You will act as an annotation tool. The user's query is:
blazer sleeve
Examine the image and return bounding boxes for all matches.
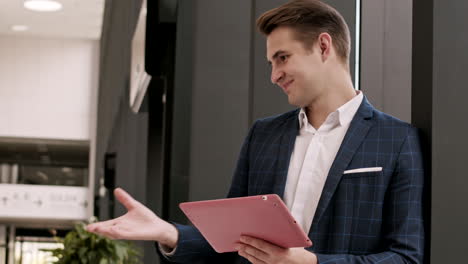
[157,121,259,263]
[314,127,425,264]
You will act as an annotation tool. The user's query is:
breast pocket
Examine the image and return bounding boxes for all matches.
[342,170,381,179]
[341,171,383,192]
[343,167,382,176]
[336,169,387,247]
[340,170,383,206]
[337,169,385,219]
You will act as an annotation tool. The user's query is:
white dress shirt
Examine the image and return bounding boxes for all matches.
[283,91,363,234]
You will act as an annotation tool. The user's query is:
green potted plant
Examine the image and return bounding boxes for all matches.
[45,221,141,264]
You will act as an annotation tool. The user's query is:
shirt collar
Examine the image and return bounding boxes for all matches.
[298,90,364,130]
[336,90,363,127]
[298,108,309,130]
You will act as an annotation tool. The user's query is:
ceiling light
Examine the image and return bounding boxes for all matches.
[61,167,72,173]
[24,0,63,12]
[11,25,29,32]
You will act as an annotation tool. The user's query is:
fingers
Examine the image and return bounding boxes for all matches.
[94,225,122,240]
[86,216,122,233]
[238,249,267,264]
[114,188,139,210]
[87,220,125,240]
[240,236,282,255]
[237,243,269,262]
[86,222,104,233]
[90,222,144,241]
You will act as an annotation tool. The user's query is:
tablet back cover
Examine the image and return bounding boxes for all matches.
[179,194,312,253]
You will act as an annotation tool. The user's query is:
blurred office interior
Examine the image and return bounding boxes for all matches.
[0,0,467,263]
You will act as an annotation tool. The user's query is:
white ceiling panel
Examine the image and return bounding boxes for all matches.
[0,0,105,39]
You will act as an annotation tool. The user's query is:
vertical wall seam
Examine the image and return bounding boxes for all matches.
[247,0,256,128]
[248,0,256,126]
[382,0,387,111]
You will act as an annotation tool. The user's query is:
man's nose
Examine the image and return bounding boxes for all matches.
[271,68,284,84]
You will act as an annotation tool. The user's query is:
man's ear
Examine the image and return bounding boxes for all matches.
[317,33,332,61]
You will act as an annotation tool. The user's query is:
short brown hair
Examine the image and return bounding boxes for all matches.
[257,0,351,65]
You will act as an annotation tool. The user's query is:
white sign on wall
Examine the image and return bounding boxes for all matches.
[0,184,88,222]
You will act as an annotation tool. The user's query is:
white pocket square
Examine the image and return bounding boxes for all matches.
[343,167,382,174]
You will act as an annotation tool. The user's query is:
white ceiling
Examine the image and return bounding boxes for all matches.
[0,0,105,40]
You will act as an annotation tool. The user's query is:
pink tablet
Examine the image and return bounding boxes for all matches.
[179,194,312,253]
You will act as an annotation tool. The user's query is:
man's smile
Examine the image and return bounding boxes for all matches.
[280,79,294,93]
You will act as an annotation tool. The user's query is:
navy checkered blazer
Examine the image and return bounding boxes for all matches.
[163,97,425,264]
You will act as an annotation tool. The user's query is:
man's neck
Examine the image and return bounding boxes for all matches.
[305,76,356,129]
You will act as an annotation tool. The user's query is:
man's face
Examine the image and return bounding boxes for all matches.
[266,27,325,107]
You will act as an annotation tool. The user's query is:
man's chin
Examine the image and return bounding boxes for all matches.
[287,97,304,108]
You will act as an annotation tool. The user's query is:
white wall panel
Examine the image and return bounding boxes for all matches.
[0,35,99,140]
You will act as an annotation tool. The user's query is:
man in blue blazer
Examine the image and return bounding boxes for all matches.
[88,1,425,263]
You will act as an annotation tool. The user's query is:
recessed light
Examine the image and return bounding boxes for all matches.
[61,167,72,173]
[24,0,63,12]
[11,25,29,32]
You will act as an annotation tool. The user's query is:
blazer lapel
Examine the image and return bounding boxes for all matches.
[273,114,299,198]
[310,97,376,232]
[251,110,298,197]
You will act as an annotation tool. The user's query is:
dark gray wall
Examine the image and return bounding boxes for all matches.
[97,0,141,157]
[167,0,194,224]
[187,0,252,202]
[361,0,412,123]
[431,0,468,261]
[96,0,163,263]
[107,96,149,215]
[251,0,293,122]
[413,0,468,262]
[323,0,356,84]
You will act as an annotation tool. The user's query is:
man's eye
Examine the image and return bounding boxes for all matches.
[279,55,288,62]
